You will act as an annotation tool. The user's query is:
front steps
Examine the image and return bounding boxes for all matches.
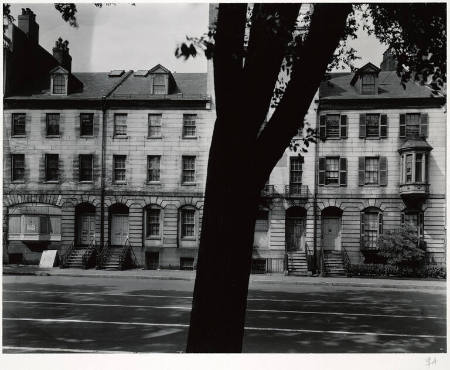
[61,245,92,268]
[287,250,308,276]
[323,250,346,276]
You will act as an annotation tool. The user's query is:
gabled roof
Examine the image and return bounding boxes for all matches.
[350,62,381,86]
[49,66,69,74]
[149,64,171,74]
[398,139,433,152]
[320,71,439,100]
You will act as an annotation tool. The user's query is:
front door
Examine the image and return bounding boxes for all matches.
[286,217,305,251]
[111,214,129,245]
[78,213,95,245]
[322,217,341,251]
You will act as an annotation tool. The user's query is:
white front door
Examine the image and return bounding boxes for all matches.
[78,213,95,245]
[322,217,341,251]
[111,214,129,245]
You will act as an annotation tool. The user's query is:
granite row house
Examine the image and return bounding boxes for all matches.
[3,9,446,273]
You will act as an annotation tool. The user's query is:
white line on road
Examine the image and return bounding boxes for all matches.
[2,346,135,353]
[4,300,444,320]
[4,289,441,307]
[4,317,445,339]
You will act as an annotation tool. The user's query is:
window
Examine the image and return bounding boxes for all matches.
[400,113,428,138]
[318,157,347,186]
[361,73,376,94]
[358,156,387,186]
[11,154,25,181]
[79,154,93,182]
[12,113,26,136]
[181,208,195,238]
[400,152,428,184]
[114,114,127,137]
[80,113,94,136]
[361,208,383,250]
[46,113,60,136]
[319,114,347,139]
[183,114,197,138]
[402,211,424,239]
[113,155,126,183]
[52,74,66,94]
[153,74,167,94]
[359,114,388,138]
[255,209,269,232]
[182,156,195,183]
[146,208,161,238]
[147,155,161,182]
[148,114,162,137]
[45,154,59,182]
[289,157,303,193]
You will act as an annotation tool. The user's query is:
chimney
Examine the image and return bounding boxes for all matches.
[53,37,72,72]
[18,8,39,44]
[380,49,397,71]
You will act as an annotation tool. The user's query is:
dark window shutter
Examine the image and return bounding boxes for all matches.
[399,114,406,138]
[25,114,31,136]
[58,155,63,181]
[39,154,46,182]
[93,154,100,184]
[359,114,366,138]
[401,213,405,226]
[360,212,365,247]
[380,114,388,138]
[378,212,383,234]
[58,113,64,137]
[425,154,429,182]
[318,157,326,186]
[41,114,47,138]
[420,113,428,138]
[75,114,81,137]
[358,157,365,186]
[379,156,387,186]
[73,154,80,182]
[339,157,347,186]
[94,114,100,137]
[419,212,424,237]
[340,115,347,138]
[319,116,326,140]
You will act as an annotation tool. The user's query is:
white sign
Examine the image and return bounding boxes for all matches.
[39,250,58,268]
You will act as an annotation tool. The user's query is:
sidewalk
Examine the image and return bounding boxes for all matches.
[2,264,446,290]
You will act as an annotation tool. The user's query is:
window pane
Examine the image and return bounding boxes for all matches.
[148,114,162,137]
[182,156,195,183]
[405,154,413,183]
[289,157,303,185]
[46,154,59,181]
[53,74,66,94]
[365,157,379,184]
[362,74,376,94]
[80,155,93,181]
[415,153,423,182]
[153,75,166,94]
[183,114,197,137]
[12,113,26,135]
[325,157,339,185]
[406,113,420,138]
[181,209,195,237]
[326,115,340,137]
[147,208,160,237]
[366,114,380,137]
[46,114,60,135]
[12,154,25,181]
[364,211,379,249]
[147,156,160,182]
[114,114,127,136]
[8,215,21,234]
[114,155,126,182]
[80,114,94,136]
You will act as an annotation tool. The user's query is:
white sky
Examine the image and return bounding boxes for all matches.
[8,2,386,73]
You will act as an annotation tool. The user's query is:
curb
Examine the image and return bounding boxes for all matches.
[3,269,446,290]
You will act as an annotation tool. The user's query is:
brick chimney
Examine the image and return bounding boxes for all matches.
[18,8,39,44]
[380,49,397,71]
[52,37,72,72]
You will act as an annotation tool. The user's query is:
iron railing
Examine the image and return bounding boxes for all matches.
[81,238,96,269]
[305,244,314,272]
[118,238,139,270]
[96,240,109,269]
[260,184,275,197]
[319,247,325,276]
[60,240,75,268]
[285,185,309,198]
[341,246,351,273]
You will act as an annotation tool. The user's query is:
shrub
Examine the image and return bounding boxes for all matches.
[347,263,446,278]
[377,224,426,269]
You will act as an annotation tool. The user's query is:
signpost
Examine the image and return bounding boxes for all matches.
[39,250,58,268]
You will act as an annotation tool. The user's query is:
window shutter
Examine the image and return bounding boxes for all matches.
[73,154,80,182]
[380,114,388,138]
[360,212,365,248]
[75,114,81,137]
[359,114,366,138]
[358,157,365,186]
[378,212,383,235]
[41,114,47,138]
[379,156,388,186]
[420,113,428,138]
[94,113,100,137]
[425,154,429,183]
[340,115,347,138]
[319,116,326,139]
[318,157,326,186]
[58,155,63,182]
[93,154,100,184]
[400,213,405,226]
[39,153,46,182]
[339,157,347,186]
[25,114,31,136]
[419,212,424,237]
[399,114,406,138]
[58,113,64,137]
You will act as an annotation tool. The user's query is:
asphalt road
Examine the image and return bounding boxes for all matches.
[2,275,446,353]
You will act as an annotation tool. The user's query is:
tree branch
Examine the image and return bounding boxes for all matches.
[254,4,352,186]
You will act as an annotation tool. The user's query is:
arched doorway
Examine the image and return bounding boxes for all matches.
[109,203,129,246]
[285,206,307,252]
[321,206,343,251]
[75,203,96,246]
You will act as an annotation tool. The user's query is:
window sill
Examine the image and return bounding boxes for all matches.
[79,181,94,184]
[146,181,161,185]
[80,135,94,138]
[182,136,198,140]
[11,180,25,184]
[113,136,128,140]
[44,181,60,184]
[146,236,162,240]
[323,137,346,140]
[181,182,197,186]
[113,182,127,185]
[11,135,26,138]
[147,136,162,139]
[181,237,196,241]
[46,135,61,138]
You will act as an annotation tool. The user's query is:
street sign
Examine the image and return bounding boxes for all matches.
[39,250,58,268]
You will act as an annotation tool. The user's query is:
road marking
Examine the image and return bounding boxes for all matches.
[3,289,441,307]
[2,345,134,353]
[4,317,445,339]
[4,300,444,320]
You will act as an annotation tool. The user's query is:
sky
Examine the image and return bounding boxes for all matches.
[9,2,387,73]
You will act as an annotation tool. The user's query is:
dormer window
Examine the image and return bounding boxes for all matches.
[50,66,69,96]
[350,62,380,96]
[361,73,376,95]
[153,74,167,94]
[148,64,171,95]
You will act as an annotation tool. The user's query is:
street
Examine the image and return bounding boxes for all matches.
[3,275,446,353]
